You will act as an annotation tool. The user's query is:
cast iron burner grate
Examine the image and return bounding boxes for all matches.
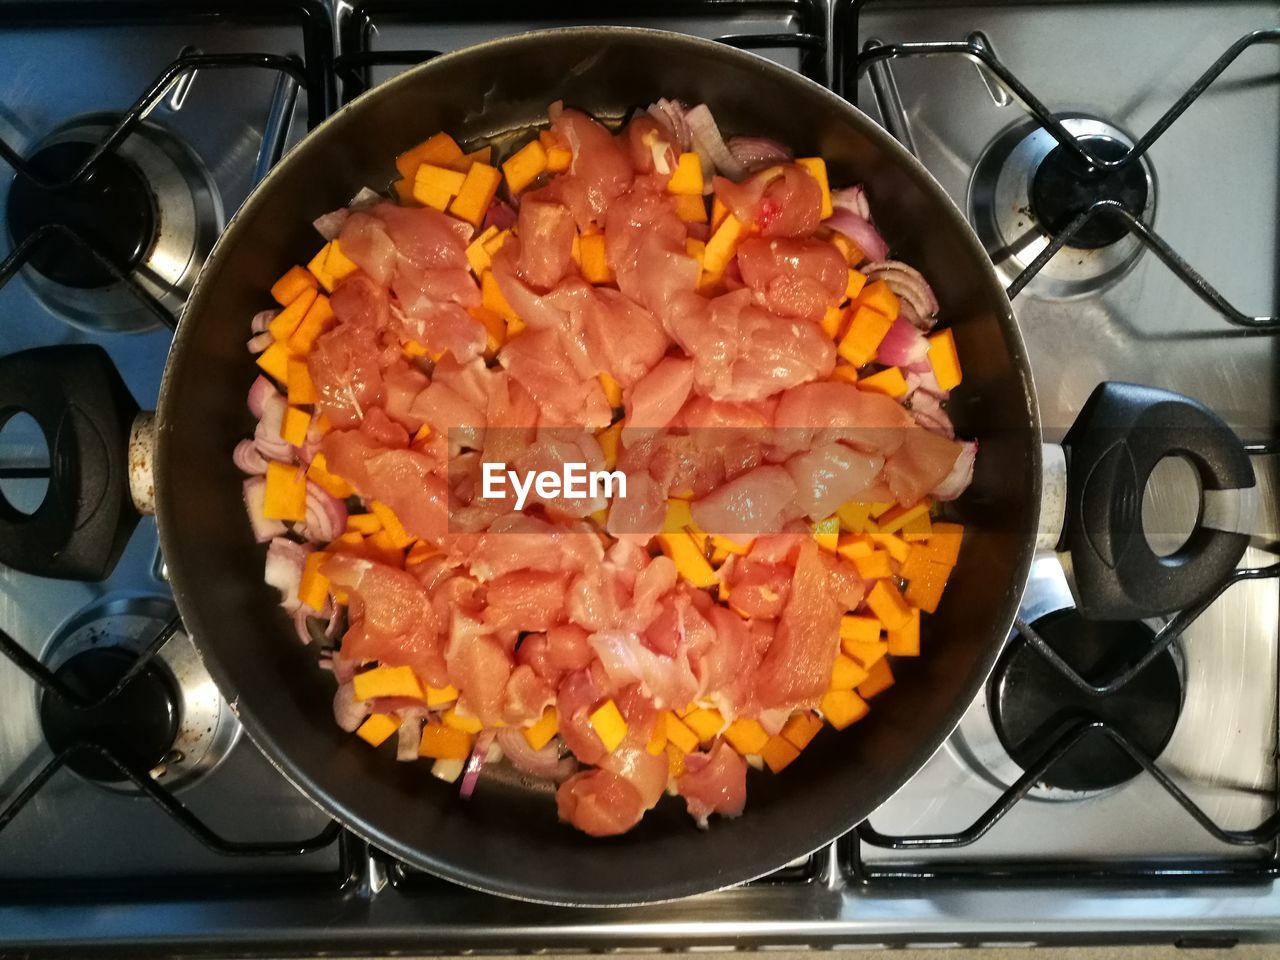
[833,0,1280,331]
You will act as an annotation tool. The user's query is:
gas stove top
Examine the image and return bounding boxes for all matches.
[0,0,1277,954]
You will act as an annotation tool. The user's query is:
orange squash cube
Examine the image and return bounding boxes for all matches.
[781,711,824,751]
[857,658,895,699]
[270,265,318,307]
[927,327,963,391]
[795,157,833,219]
[448,162,502,227]
[857,279,901,321]
[267,285,317,342]
[857,366,909,399]
[865,580,913,631]
[820,689,870,730]
[395,131,463,180]
[887,607,921,656]
[502,139,548,194]
[761,735,801,773]
[837,305,894,367]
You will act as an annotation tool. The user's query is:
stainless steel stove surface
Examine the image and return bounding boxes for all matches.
[0,0,1278,954]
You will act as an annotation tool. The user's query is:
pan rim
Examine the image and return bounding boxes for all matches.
[156,24,1041,905]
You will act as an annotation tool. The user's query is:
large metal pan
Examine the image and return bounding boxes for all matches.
[0,27,1256,905]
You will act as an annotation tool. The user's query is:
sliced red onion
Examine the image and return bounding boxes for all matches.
[495,728,576,782]
[397,709,427,762]
[826,209,888,262]
[932,440,977,501]
[727,135,792,173]
[349,186,382,210]
[863,260,940,326]
[251,309,278,334]
[647,98,691,151]
[909,389,955,439]
[233,439,269,475]
[264,535,311,612]
[247,375,281,418]
[333,681,371,733]
[255,393,292,460]
[246,331,274,354]
[875,315,930,369]
[302,481,347,544]
[483,198,517,232]
[649,138,674,176]
[831,185,871,220]
[460,730,496,800]
[293,606,315,644]
[685,104,747,181]
[906,368,948,400]
[243,477,286,543]
[294,599,334,642]
[313,207,350,240]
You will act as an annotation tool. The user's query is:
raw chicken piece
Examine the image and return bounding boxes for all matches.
[772,381,915,458]
[690,464,803,537]
[500,328,612,429]
[548,107,634,229]
[444,628,512,726]
[462,514,604,581]
[755,540,843,709]
[483,571,570,643]
[502,663,556,726]
[883,425,963,505]
[722,555,792,620]
[556,667,609,765]
[320,429,448,541]
[336,212,397,285]
[713,163,823,238]
[678,741,748,827]
[381,360,429,431]
[309,311,386,429]
[737,236,846,321]
[556,769,645,836]
[784,442,885,519]
[624,356,694,436]
[515,198,577,290]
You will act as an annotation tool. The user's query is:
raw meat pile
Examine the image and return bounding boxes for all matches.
[237,99,975,836]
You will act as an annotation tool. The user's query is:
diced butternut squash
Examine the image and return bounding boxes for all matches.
[795,157,833,219]
[468,305,507,354]
[865,579,913,631]
[900,509,932,541]
[589,699,628,753]
[761,734,801,773]
[480,270,520,325]
[268,285,317,342]
[307,453,354,499]
[502,139,548,194]
[843,638,889,669]
[425,684,460,707]
[395,132,463,180]
[287,358,317,405]
[702,213,747,278]
[820,305,847,339]
[857,366,908,399]
[353,664,425,701]
[904,559,953,614]
[870,501,896,518]
[830,363,860,386]
[370,500,414,549]
[658,532,718,588]
[578,232,613,284]
[263,461,307,521]
[927,327,962,391]
[836,500,873,533]
[683,707,724,744]
[781,711,824,751]
[887,607,921,656]
[449,144,492,172]
[346,512,381,535]
[852,549,893,581]
[857,657,895,699]
[710,195,730,231]
[482,228,510,256]
[280,406,310,447]
[297,551,329,611]
[326,239,359,282]
[857,279,900,321]
[524,706,559,750]
[391,178,415,206]
[448,162,502,227]
[667,742,687,778]
[664,711,700,754]
[877,501,931,535]
[465,225,499,275]
[443,707,483,734]
[673,193,708,223]
[837,305,894,367]
[685,237,706,268]
[405,539,439,566]
[599,371,623,408]
[837,534,873,561]
[255,340,292,383]
[596,421,622,470]
[839,614,882,645]
[307,243,335,291]
[867,531,910,563]
[286,294,335,355]
[811,514,840,553]
[356,713,400,747]
[724,717,770,756]
[830,653,870,691]
[645,723,669,755]
[402,339,429,359]
[667,152,704,195]
[271,265,318,307]
[545,143,572,173]
[829,231,865,265]
[844,267,867,302]
[413,162,466,211]
[820,689,869,730]
[418,722,472,760]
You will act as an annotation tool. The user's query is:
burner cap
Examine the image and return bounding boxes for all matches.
[1029,136,1148,249]
[7,141,157,289]
[39,647,179,783]
[989,609,1181,793]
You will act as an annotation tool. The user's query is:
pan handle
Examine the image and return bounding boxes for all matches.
[0,345,142,580]
[1058,381,1255,620]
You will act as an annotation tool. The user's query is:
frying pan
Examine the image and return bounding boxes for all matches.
[0,28,1257,905]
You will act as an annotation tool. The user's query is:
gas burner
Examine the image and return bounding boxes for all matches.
[990,610,1182,793]
[948,556,1183,801]
[4,114,222,333]
[36,596,239,793]
[968,115,1156,300]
